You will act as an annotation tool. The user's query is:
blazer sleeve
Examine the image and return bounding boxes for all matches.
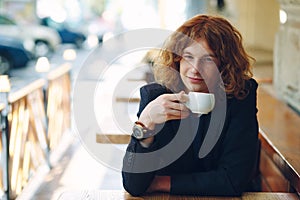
[170,79,260,196]
[122,83,168,196]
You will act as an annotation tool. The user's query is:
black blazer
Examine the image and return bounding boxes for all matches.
[122,78,260,196]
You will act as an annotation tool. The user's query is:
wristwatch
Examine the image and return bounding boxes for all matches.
[132,121,155,140]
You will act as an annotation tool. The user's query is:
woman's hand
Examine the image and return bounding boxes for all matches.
[139,91,190,130]
[136,91,190,147]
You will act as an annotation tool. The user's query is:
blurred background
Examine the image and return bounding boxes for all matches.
[1,0,300,200]
[0,0,279,57]
[0,0,287,108]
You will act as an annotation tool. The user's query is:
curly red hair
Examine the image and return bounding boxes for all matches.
[153,14,255,99]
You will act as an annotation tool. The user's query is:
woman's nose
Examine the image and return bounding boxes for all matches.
[191,65,201,74]
[191,60,202,73]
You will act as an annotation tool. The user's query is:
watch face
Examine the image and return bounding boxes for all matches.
[132,125,144,139]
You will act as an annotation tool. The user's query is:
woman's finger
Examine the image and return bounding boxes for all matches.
[163,108,190,120]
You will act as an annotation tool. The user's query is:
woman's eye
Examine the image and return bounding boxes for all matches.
[183,55,193,60]
[200,57,216,65]
[203,57,214,62]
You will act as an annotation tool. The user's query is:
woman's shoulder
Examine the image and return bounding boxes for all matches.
[230,78,258,100]
[246,78,258,91]
[244,78,258,101]
[227,78,258,113]
[139,82,171,102]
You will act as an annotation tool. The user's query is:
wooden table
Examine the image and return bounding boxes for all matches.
[57,190,298,200]
[257,87,300,193]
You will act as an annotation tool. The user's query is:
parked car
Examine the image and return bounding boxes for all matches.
[40,17,86,48]
[0,14,61,57]
[0,35,34,74]
[61,16,112,45]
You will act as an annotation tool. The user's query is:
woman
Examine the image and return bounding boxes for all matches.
[122,14,261,197]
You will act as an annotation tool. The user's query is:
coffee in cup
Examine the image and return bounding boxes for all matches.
[185,92,215,114]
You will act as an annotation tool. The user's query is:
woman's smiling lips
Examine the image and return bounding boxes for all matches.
[188,76,203,83]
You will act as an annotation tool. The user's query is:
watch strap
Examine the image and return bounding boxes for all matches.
[132,121,155,140]
[135,121,147,128]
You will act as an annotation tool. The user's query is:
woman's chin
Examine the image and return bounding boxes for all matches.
[188,85,208,93]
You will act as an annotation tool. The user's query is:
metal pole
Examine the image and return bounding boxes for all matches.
[1,92,10,200]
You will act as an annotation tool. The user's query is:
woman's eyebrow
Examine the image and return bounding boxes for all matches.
[183,51,216,58]
[182,48,216,57]
[182,50,193,55]
[203,54,216,58]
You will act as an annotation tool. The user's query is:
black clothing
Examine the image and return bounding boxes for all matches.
[122,78,260,196]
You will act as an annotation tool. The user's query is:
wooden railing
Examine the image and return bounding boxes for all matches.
[8,79,48,198]
[46,64,71,151]
[0,63,72,199]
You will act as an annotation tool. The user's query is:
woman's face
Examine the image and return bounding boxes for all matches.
[179,39,219,93]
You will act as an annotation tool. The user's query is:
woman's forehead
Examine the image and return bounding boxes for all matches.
[183,40,213,55]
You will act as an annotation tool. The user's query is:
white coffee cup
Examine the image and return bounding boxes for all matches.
[185,92,215,114]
